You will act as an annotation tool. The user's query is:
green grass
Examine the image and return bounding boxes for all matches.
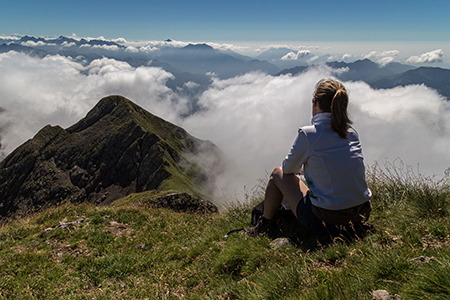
[0,162,450,299]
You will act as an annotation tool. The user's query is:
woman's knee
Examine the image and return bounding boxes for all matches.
[271,166,283,178]
[268,167,288,188]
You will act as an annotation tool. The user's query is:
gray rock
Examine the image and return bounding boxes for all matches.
[409,255,436,263]
[269,237,293,249]
[42,216,85,236]
[142,192,218,214]
[372,289,402,300]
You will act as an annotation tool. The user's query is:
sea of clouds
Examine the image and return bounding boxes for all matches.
[1,51,449,198]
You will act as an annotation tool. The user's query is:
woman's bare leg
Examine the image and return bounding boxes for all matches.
[263,167,309,219]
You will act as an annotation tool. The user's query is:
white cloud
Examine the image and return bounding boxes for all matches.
[42,54,85,71]
[182,71,321,189]
[281,50,311,60]
[112,37,128,44]
[206,42,249,53]
[257,45,318,53]
[0,35,20,41]
[181,68,450,192]
[69,33,82,41]
[20,40,46,47]
[139,45,159,52]
[92,44,119,51]
[346,81,450,176]
[333,67,349,75]
[67,34,110,43]
[125,46,139,53]
[80,44,92,48]
[281,52,297,60]
[364,50,400,59]
[62,41,76,47]
[327,55,338,61]
[342,53,353,60]
[378,56,395,67]
[363,50,400,66]
[59,36,189,51]
[159,40,190,48]
[406,49,444,64]
[87,57,133,75]
[126,39,189,49]
[257,44,292,52]
[184,81,200,89]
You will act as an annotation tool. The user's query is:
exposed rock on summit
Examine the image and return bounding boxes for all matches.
[0,95,225,218]
[141,192,218,214]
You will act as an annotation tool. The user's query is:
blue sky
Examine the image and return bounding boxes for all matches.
[1,0,449,43]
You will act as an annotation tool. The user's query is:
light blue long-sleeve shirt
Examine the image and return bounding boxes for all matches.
[282,113,371,210]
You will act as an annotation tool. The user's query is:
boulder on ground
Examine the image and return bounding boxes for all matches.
[141,192,218,214]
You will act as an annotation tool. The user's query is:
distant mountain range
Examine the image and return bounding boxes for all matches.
[277,58,415,82]
[0,35,281,79]
[0,96,225,218]
[1,35,449,100]
[371,67,450,99]
[278,59,450,100]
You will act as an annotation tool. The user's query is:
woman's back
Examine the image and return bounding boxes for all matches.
[300,113,370,210]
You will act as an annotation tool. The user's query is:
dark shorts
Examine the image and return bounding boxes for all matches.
[296,193,340,236]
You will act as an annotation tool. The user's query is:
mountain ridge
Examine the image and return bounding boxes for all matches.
[1,35,281,79]
[0,95,225,219]
[371,66,450,99]
[275,59,450,99]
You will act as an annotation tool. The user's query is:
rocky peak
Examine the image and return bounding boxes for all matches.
[67,95,128,133]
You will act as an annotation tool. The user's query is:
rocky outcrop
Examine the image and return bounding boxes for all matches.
[372,290,402,300]
[0,96,225,219]
[141,192,218,214]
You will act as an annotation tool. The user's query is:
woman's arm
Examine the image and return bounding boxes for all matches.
[281,129,309,174]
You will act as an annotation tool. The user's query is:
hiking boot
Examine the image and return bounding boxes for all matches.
[245,216,276,237]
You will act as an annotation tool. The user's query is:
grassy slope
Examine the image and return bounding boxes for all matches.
[116,96,223,199]
[1,164,450,300]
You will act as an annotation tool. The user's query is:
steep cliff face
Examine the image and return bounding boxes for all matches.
[0,95,225,218]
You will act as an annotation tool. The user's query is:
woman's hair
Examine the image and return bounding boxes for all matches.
[314,78,352,139]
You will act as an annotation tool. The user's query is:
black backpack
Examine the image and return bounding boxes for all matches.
[251,200,297,226]
[223,200,297,240]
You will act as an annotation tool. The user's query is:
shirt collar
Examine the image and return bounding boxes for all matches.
[311,112,332,125]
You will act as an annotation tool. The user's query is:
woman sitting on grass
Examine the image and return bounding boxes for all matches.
[249,78,372,236]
